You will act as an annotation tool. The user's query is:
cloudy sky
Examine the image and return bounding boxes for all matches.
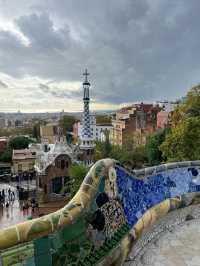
[0,0,199,112]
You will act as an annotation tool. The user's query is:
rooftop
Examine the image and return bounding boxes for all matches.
[12,149,36,160]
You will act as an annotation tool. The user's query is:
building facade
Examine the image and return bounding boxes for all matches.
[37,153,72,203]
[30,140,75,203]
[40,123,61,144]
[12,149,36,175]
[73,120,113,142]
[110,103,160,146]
[157,111,171,129]
[0,137,8,153]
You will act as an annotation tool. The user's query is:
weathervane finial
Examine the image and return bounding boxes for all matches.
[83,69,90,83]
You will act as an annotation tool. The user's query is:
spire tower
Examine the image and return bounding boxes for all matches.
[79,69,95,165]
[82,69,92,138]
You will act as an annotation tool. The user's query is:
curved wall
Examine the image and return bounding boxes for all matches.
[0,159,200,266]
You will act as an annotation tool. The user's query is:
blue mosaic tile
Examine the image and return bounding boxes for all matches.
[115,166,200,227]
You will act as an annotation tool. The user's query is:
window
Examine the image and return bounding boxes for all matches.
[39,178,42,188]
[44,184,47,194]
[18,164,22,172]
[51,177,62,194]
[55,160,60,168]
[61,160,65,169]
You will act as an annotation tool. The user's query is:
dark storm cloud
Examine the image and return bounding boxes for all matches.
[0,0,200,106]
[16,13,70,51]
[38,82,82,99]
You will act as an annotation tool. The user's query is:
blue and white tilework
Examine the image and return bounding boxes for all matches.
[115,166,200,227]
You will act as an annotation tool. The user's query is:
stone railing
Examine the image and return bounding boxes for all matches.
[0,159,200,266]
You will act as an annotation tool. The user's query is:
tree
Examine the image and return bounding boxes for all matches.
[170,85,200,127]
[69,164,88,196]
[9,136,34,150]
[94,130,112,161]
[145,128,170,165]
[109,142,147,169]
[0,136,35,163]
[184,85,200,117]
[94,132,147,169]
[123,134,136,152]
[160,86,200,162]
[32,123,41,140]
[0,149,12,162]
[59,115,76,133]
[160,117,200,162]
[96,115,112,124]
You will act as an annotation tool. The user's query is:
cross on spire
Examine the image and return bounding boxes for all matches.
[83,69,90,83]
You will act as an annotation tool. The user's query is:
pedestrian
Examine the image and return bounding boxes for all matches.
[12,191,15,201]
[2,189,5,199]
[35,202,39,213]
[25,201,29,210]
[22,201,26,211]
[31,202,35,213]
[8,188,11,200]
[0,192,3,207]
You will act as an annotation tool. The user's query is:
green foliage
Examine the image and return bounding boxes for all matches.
[0,149,12,162]
[0,136,35,163]
[145,128,170,165]
[95,134,147,169]
[0,127,33,137]
[9,136,34,150]
[110,145,147,169]
[171,85,200,127]
[96,115,111,124]
[184,85,200,117]
[59,115,76,133]
[160,86,200,162]
[94,130,111,160]
[160,117,200,162]
[69,164,88,196]
[123,134,136,152]
[32,123,41,140]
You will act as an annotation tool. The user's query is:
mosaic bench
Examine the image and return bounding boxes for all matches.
[0,158,200,266]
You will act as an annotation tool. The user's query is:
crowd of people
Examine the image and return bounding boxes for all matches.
[22,198,39,213]
[0,188,15,208]
[0,185,39,216]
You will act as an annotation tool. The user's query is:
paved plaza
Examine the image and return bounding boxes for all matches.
[125,205,200,266]
[0,182,33,229]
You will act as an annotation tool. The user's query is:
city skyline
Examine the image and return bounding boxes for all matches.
[0,1,200,112]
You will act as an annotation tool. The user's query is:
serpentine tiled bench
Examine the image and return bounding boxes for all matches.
[0,159,200,266]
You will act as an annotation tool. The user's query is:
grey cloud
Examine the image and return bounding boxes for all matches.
[0,80,8,88]
[38,82,82,99]
[16,13,70,51]
[0,0,200,108]
[39,83,49,93]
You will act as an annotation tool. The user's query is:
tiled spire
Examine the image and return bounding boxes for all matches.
[82,69,92,138]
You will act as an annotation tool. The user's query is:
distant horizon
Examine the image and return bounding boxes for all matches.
[0,98,181,114]
[0,109,116,114]
[0,1,198,112]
